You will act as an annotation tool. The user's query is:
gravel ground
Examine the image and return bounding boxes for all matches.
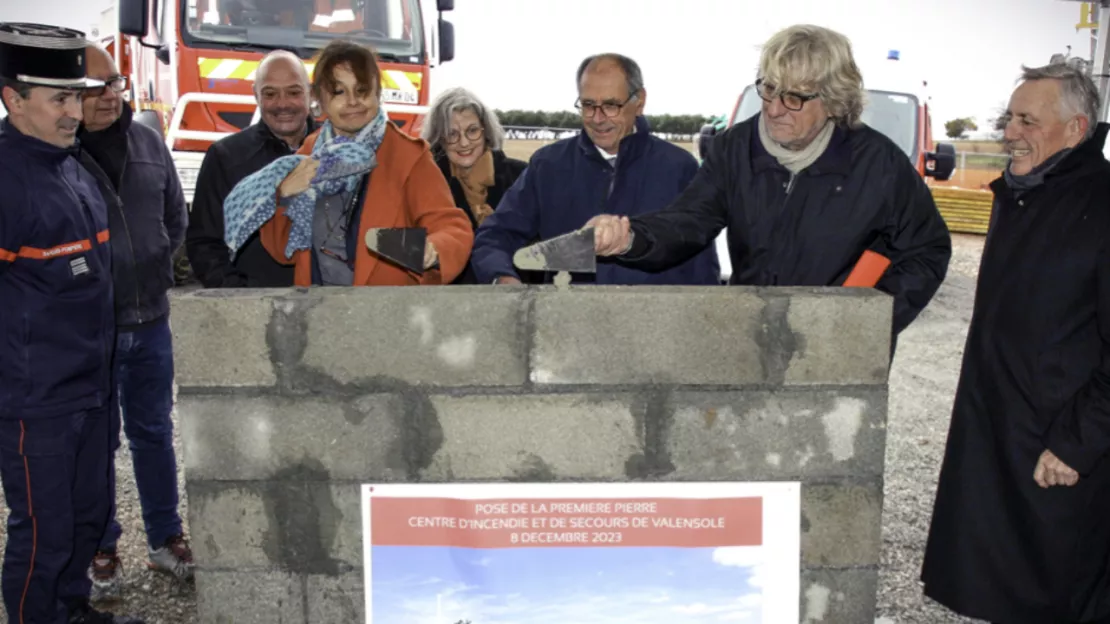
[876,233,988,624]
[0,233,989,624]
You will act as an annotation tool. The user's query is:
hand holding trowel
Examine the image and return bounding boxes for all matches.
[512,226,597,286]
[364,227,437,275]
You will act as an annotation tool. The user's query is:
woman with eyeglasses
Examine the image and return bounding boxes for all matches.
[421,87,531,284]
[223,40,473,287]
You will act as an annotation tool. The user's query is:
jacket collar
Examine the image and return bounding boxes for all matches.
[576,115,652,165]
[751,114,853,177]
[77,101,133,140]
[435,147,509,178]
[255,115,319,152]
[0,117,80,163]
[1043,121,1109,179]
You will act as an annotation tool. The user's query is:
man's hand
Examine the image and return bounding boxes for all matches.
[1034,449,1080,488]
[495,276,522,285]
[423,240,439,270]
[587,214,632,256]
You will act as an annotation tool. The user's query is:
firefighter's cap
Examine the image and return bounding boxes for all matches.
[0,22,104,89]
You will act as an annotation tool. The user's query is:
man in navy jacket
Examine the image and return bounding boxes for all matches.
[77,44,193,601]
[471,53,720,285]
[0,23,144,624]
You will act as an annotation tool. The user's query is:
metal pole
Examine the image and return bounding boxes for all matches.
[1095,1,1110,122]
[1093,3,1101,66]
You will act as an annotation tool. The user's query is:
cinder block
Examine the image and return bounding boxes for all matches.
[195,569,304,624]
[180,395,406,482]
[188,483,270,569]
[800,568,878,623]
[169,290,277,388]
[801,482,882,567]
[530,288,766,385]
[189,482,364,573]
[666,390,888,480]
[421,394,642,480]
[300,288,528,387]
[307,572,365,623]
[784,290,892,385]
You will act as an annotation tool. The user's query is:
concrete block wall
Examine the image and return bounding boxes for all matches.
[171,285,892,623]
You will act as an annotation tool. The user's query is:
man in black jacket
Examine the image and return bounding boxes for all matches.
[185,49,314,287]
[590,24,951,344]
[77,45,193,601]
[922,63,1110,624]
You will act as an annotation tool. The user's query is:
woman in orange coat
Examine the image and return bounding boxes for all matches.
[223,40,472,287]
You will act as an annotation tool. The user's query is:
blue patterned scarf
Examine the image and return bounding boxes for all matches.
[224,108,389,259]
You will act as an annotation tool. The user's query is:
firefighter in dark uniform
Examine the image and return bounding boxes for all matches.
[0,22,144,624]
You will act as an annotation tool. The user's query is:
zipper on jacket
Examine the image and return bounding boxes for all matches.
[776,172,797,215]
[116,153,144,324]
[61,167,114,387]
[60,172,97,242]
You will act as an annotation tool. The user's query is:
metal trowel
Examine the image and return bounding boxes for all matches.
[365,227,427,275]
[512,227,596,285]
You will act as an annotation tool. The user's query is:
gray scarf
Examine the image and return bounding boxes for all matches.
[1003,147,1072,197]
[758,113,835,173]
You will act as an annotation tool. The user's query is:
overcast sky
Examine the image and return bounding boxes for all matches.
[7,0,1101,136]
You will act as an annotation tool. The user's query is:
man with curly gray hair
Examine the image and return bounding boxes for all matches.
[590,24,951,346]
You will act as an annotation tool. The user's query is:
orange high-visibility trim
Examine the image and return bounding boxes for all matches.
[3,229,110,261]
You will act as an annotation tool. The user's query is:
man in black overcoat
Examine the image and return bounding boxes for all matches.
[921,62,1110,624]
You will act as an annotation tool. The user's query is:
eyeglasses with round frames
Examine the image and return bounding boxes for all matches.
[446,125,484,144]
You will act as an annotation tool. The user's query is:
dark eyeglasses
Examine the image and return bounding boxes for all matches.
[575,94,636,118]
[84,76,129,98]
[446,125,484,144]
[755,78,819,111]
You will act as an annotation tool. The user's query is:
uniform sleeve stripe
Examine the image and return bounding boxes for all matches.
[0,248,15,263]
[19,240,93,259]
[9,229,110,261]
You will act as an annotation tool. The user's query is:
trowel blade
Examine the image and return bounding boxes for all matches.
[512,227,597,274]
[365,227,426,275]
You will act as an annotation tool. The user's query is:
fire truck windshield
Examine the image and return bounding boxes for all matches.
[182,0,424,61]
[733,85,920,160]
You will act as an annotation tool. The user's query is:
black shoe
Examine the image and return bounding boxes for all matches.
[68,602,145,624]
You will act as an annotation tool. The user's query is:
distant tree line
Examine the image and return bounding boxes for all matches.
[495,109,714,135]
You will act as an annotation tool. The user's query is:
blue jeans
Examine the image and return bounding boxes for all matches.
[99,315,182,552]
